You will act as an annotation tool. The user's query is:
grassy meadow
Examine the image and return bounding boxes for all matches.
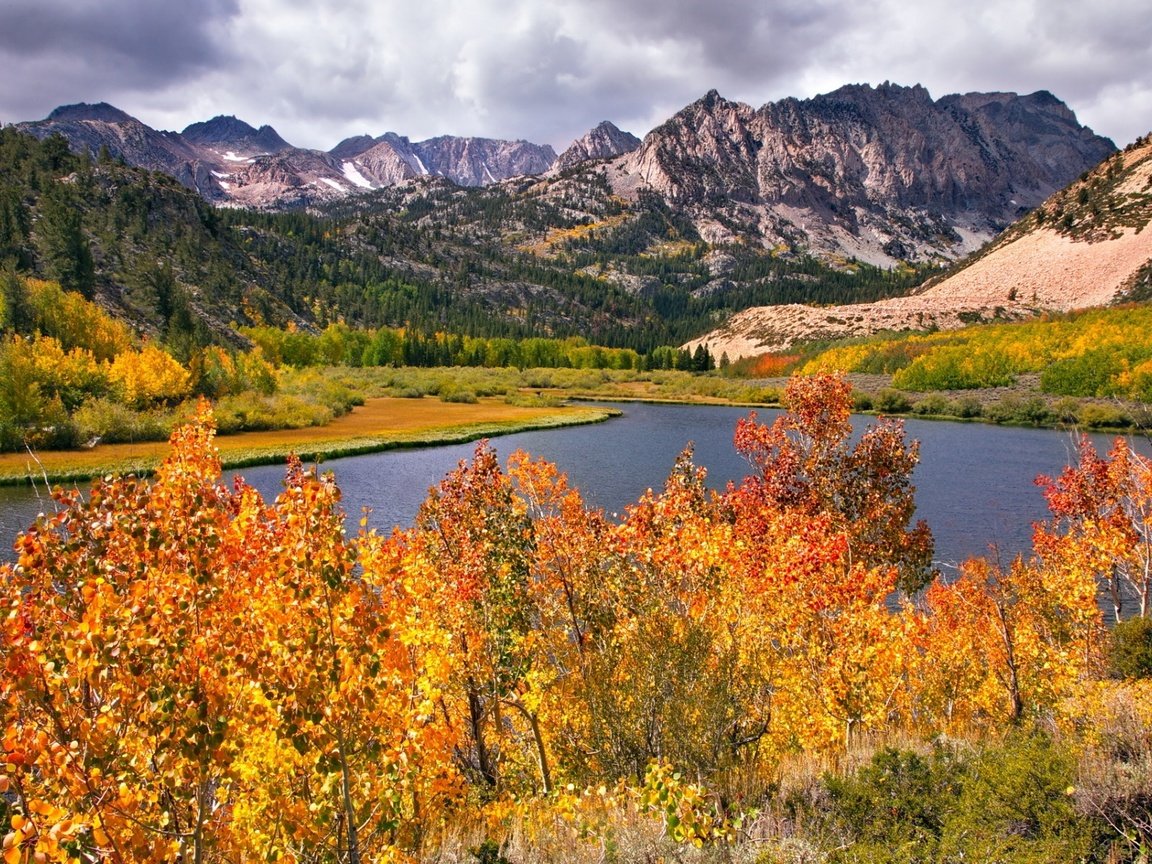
[0,395,616,484]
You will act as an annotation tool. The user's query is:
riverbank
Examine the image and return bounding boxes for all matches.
[0,397,618,486]
[4,366,1144,486]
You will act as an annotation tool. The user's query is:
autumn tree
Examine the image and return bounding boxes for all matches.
[1,406,457,863]
[406,443,540,794]
[731,373,934,593]
[915,555,1103,728]
[573,448,761,783]
[1036,436,1152,620]
[1,409,254,862]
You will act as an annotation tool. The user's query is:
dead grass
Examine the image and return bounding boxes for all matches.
[0,398,613,485]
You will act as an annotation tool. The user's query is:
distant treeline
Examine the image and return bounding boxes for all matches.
[242,323,716,372]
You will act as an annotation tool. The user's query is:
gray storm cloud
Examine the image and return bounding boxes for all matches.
[0,0,238,122]
[1,0,1147,150]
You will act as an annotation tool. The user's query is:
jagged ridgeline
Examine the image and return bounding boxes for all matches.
[0,126,933,352]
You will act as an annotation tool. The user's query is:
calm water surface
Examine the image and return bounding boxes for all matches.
[1,403,1146,569]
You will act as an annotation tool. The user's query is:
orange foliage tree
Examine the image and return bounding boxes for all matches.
[914,555,1103,730]
[730,373,934,594]
[723,375,929,749]
[1,405,457,863]
[1036,436,1152,620]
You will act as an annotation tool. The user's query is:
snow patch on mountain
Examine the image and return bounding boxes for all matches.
[341,161,374,189]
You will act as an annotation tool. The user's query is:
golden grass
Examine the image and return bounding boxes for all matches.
[0,398,614,485]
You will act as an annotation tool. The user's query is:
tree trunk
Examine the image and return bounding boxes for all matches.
[467,681,497,787]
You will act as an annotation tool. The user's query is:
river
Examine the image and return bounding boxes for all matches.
[1,403,1146,571]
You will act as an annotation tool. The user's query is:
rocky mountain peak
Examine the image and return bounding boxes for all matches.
[614,82,1114,261]
[46,102,136,124]
[182,115,291,153]
[330,134,380,160]
[622,89,760,205]
[554,120,640,171]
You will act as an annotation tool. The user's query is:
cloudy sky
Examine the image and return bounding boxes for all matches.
[2,0,1149,151]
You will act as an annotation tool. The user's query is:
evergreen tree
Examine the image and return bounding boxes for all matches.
[0,262,32,333]
[34,183,95,298]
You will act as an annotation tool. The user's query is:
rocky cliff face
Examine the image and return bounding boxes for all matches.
[614,83,1115,265]
[554,121,641,172]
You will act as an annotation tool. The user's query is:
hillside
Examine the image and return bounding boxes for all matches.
[687,135,1152,362]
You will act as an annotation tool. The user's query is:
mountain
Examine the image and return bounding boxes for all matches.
[17,86,1112,264]
[329,133,556,187]
[181,115,293,154]
[15,105,558,209]
[684,133,1152,362]
[20,102,221,198]
[553,121,641,172]
[610,83,1115,266]
[7,84,1126,355]
[2,123,939,355]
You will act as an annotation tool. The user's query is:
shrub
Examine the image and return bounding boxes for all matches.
[912,394,952,416]
[937,733,1101,864]
[986,396,1054,426]
[825,746,963,859]
[73,398,178,444]
[441,389,478,404]
[874,389,912,414]
[949,396,983,418]
[1077,403,1131,429]
[213,393,335,433]
[1111,616,1152,679]
[818,735,1108,864]
[504,393,563,408]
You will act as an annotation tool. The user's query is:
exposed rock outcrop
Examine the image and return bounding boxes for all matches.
[554,121,641,172]
[614,83,1115,266]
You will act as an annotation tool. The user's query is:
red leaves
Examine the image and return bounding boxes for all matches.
[732,373,933,593]
[1036,435,1152,619]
